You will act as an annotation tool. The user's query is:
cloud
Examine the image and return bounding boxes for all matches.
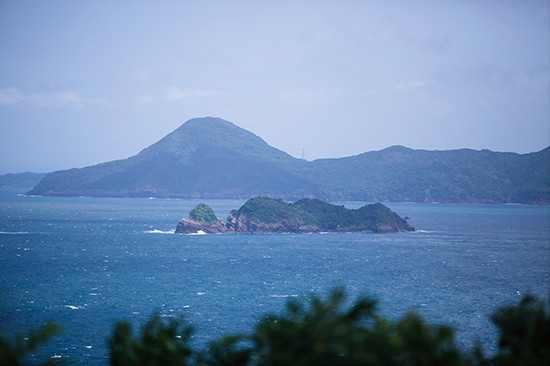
[0,87,110,109]
[0,87,24,105]
[165,86,191,101]
[391,80,428,92]
[27,92,82,108]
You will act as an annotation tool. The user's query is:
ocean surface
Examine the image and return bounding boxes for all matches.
[1,188,549,364]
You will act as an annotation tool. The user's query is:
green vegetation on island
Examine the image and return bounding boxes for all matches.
[25,117,550,205]
[225,197,414,233]
[175,198,414,234]
[3,289,549,365]
[189,203,218,225]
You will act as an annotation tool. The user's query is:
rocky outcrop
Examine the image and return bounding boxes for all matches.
[175,216,233,234]
[175,203,235,234]
[175,198,414,234]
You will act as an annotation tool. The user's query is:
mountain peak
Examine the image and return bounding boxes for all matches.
[176,116,237,134]
[137,117,293,162]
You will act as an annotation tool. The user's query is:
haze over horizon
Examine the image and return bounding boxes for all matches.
[1,1,549,174]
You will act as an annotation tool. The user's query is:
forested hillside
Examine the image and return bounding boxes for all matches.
[26,117,550,205]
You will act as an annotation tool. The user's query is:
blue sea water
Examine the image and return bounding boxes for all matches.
[0,188,549,364]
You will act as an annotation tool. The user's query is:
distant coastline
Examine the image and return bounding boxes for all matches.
[5,117,550,205]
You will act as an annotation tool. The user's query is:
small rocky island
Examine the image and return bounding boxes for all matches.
[175,197,414,234]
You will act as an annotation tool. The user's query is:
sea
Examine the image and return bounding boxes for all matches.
[0,188,549,364]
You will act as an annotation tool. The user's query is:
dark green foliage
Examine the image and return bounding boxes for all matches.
[3,289,549,365]
[0,322,63,366]
[189,204,218,225]
[25,118,550,204]
[295,199,409,231]
[488,294,550,366]
[108,313,194,366]
[197,335,251,366]
[252,288,466,366]
[228,197,413,232]
[393,312,466,366]
[253,288,380,365]
[236,197,300,225]
[105,290,549,366]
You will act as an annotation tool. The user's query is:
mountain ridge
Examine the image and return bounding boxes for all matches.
[26,117,550,204]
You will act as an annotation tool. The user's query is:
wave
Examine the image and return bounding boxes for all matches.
[144,229,175,234]
[64,305,83,310]
[269,294,298,298]
[189,230,207,235]
[0,231,37,235]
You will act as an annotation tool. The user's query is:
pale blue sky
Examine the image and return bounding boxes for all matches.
[1,0,549,173]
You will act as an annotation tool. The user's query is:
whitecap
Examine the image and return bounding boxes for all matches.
[189,230,206,235]
[269,294,298,298]
[64,305,81,310]
[144,229,174,234]
[196,292,206,295]
[0,231,35,235]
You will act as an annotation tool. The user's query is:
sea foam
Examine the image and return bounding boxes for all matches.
[144,229,175,234]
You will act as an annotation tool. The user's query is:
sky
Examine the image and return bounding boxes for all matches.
[0,1,549,173]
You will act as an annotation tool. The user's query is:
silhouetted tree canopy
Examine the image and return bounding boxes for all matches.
[1,289,549,365]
